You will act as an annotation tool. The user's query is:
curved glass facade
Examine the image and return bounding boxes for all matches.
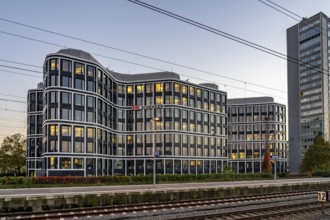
[27,49,228,177]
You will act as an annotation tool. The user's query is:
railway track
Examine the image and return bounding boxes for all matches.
[171,201,327,220]
[0,190,319,219]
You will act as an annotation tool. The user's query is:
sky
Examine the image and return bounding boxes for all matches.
[0,0,329,143]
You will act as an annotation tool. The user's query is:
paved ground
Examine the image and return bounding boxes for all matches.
[0,178,329,198]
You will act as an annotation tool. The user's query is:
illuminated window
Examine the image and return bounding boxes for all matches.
[190,160,196,166]
[61,125,71,136]
[156,96,163,104]
[204,102,209,110]
[155,83,163,92]
[174,83,181,92]
[73,158,83,169]
[136,85,144,94]
[87,66,95,77]
[182,97,188,106]
[49,157,57,169]
[60,157,71,169]
[190,123,196,132]
[231,153,237,159]
[190,87,195,96]
[239,152,245,159]
[87,127,95,138]
[127,135,133,144]
[127,86,133,94]
[75,63,84,75]
[254,134,259,140]
[210,103,215,112]
[174,121,181,130]
[50,125,58,136]
[182,122,187,131]
[197,89,202,97]
[182,85,187,94]
[174,96,180,105]
[75,127,84,137]
[50,59,58,71]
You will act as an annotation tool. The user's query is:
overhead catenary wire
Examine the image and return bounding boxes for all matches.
[0,58,42,69]
[0,17,286,94]
[258,0,300,21]
[0,98,26,104]
[0,69,41,78]
[0,32,286,99]
[128,0,328,80]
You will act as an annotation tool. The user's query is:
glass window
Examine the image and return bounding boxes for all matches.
[61,59,72,72]
[155,96,163,104]
[61,125,71,136]
[74,141,84,153]
[87,142,95,153]
[61,76,72,88]
[50,91,57,103]
[136,85,144,94]
[127,86,133,94]
[87,127,96,138]
[182,85,187,94]
[87,66,95,77]
[61,108,71,120]
[197,89,202,98]
[75,78,85,90]
[155,83,163,92]
[204,91,209,99]
[50,125,58,136]
[75,94,85,106]
[61,141,71,152]
[75,110,84,121]
[50,59,58,71]
[87,80,95,92]
[75,127,84,137]
[87,111,95,123]
[73,158,84,169]
[87,96,95,108]
[61,92,71,104]
[165,83,172,92]
[60,158,71,169]
[75,62,84,75]
[174,83,181,92]
[146,84,152,93]
[190,86,195,96]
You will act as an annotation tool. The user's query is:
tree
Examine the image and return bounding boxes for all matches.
[300,132,330,172]
[0,133,26,174]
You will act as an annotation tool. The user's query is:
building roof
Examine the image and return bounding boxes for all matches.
[227,96,274,105]
[54,48,181,82]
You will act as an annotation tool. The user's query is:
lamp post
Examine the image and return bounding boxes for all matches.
[34,145,38,177]
[150,117,161,187]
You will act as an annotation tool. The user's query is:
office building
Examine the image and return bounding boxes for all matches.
[26,83,43,177]
[26,48,228,177]
[228,97,287,173]
[287,12,330,172]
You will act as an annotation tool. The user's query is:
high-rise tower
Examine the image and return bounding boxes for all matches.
[287,12,330,172]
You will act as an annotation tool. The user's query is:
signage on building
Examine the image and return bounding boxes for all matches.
[131,105,141,111]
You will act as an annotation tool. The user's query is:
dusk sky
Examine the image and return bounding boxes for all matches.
[0,0,329,141]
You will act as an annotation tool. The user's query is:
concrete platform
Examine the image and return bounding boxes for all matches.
[1,178,329,198]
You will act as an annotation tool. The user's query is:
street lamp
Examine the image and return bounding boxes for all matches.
[35,145,38,177]
[150,117,161,187]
